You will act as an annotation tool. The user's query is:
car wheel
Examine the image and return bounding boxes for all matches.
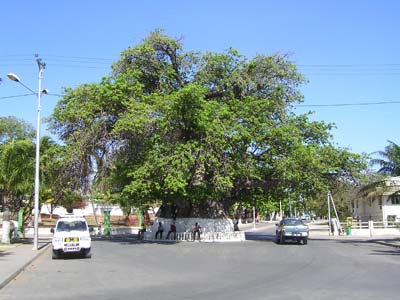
[303,237,308,245]
[275,231,280,244]
[52,250,59,260]
[280,233,285,244]
[82,249,92,259]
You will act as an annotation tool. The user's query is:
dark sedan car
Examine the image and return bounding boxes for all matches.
[276,218,309,245]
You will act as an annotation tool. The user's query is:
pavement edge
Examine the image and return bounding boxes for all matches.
[0,243,51,290]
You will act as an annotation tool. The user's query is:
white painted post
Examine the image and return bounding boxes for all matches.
[253,206,256,229]
[328,192,332,236]
[369,220,373,237]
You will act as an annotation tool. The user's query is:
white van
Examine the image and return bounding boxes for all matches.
[51,215,92,259]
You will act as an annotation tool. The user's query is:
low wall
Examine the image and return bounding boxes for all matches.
[148,217,234,234]
[350,228,400,237]
[317,220,400,237]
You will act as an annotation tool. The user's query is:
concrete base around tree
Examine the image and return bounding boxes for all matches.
[150,217,235,233]
[145,217,243,241]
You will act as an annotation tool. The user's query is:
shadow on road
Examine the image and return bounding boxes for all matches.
[244,232,276,242]
[0,250,11,259]
[309,237,400,256]
[92,234,179,246]
[370,249,400,256]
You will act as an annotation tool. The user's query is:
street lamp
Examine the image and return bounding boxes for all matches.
[7,56,46,250]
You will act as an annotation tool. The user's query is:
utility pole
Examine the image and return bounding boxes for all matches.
[32,55,46,250]
[7,55,46,250]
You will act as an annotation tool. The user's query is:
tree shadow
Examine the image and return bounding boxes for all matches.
[332,238,400,246]
[370,249,400,256]
[311,238,400,256]
[11,238,51,250]
[244,232,276,242]
[92,234,179,246]
[244,232,309,246]
[0,250,12,259]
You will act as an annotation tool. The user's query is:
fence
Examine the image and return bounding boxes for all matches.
[173,231,245,242]
[338,220,399,237]
[143,231,245,242]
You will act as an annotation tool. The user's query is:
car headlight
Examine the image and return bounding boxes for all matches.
[80,236,91,241]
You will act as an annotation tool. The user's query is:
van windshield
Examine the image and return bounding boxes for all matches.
[56,220,87,232]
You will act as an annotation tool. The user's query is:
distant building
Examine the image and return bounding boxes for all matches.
[40,202,124,217]
[353,176,400,222]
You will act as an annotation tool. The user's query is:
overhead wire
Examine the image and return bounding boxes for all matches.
[2,92,399,107]
[2,54,400,75]
[0,94,33,100]
[0,93,62,100]
[0,54,112,70]
[295,101,400,108]
[2,55,400,107]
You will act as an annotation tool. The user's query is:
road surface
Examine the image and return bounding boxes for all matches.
[1,227,399,300]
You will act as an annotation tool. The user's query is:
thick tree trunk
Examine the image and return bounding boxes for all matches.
[156,199,229,219]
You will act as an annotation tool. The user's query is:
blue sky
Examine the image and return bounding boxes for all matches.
[1,0,399,158]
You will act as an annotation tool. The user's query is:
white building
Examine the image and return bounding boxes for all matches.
[40,202,124,217]
[353,176,400,222]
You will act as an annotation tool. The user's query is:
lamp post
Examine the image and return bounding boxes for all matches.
[7,56,46,250]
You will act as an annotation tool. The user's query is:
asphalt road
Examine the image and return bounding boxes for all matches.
[1,229,399,300]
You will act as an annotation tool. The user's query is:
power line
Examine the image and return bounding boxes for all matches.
[43,54,112,61]
[302,73,400,76]
[0,54,113,70]
[47,64,109,69]
[0,54,112,61]
[295,101,400,107]
[0,54,34,58]
[302,72,400,77]
[0,94,32,100]
[2,92,399,107]
[3,54,400,75]
[4,54,400,67]
[0,93,61,100]
[298,63,400,67]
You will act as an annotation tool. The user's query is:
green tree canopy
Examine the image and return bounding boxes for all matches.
[0,139,35,200]
[50,30,366,217]
[0,116,35,144]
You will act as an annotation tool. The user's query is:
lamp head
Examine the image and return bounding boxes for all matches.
[7,73,20,82]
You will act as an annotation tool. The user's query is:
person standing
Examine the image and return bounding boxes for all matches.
[234,221,240,231]
[155,222,164,239]
[166,222,177,240]
[192,222,201,241]
[138,223,146,241]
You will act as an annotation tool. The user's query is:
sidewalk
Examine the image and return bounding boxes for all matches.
[245,220,400,248]
[0,223,398,291]
[0,238,51,290]
[308,221,400,247]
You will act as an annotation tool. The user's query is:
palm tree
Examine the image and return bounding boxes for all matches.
[0,139,35,243]
[370,141,400,176]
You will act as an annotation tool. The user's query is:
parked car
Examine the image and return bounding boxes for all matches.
[276,217,309,245]
[51,214,92,259]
